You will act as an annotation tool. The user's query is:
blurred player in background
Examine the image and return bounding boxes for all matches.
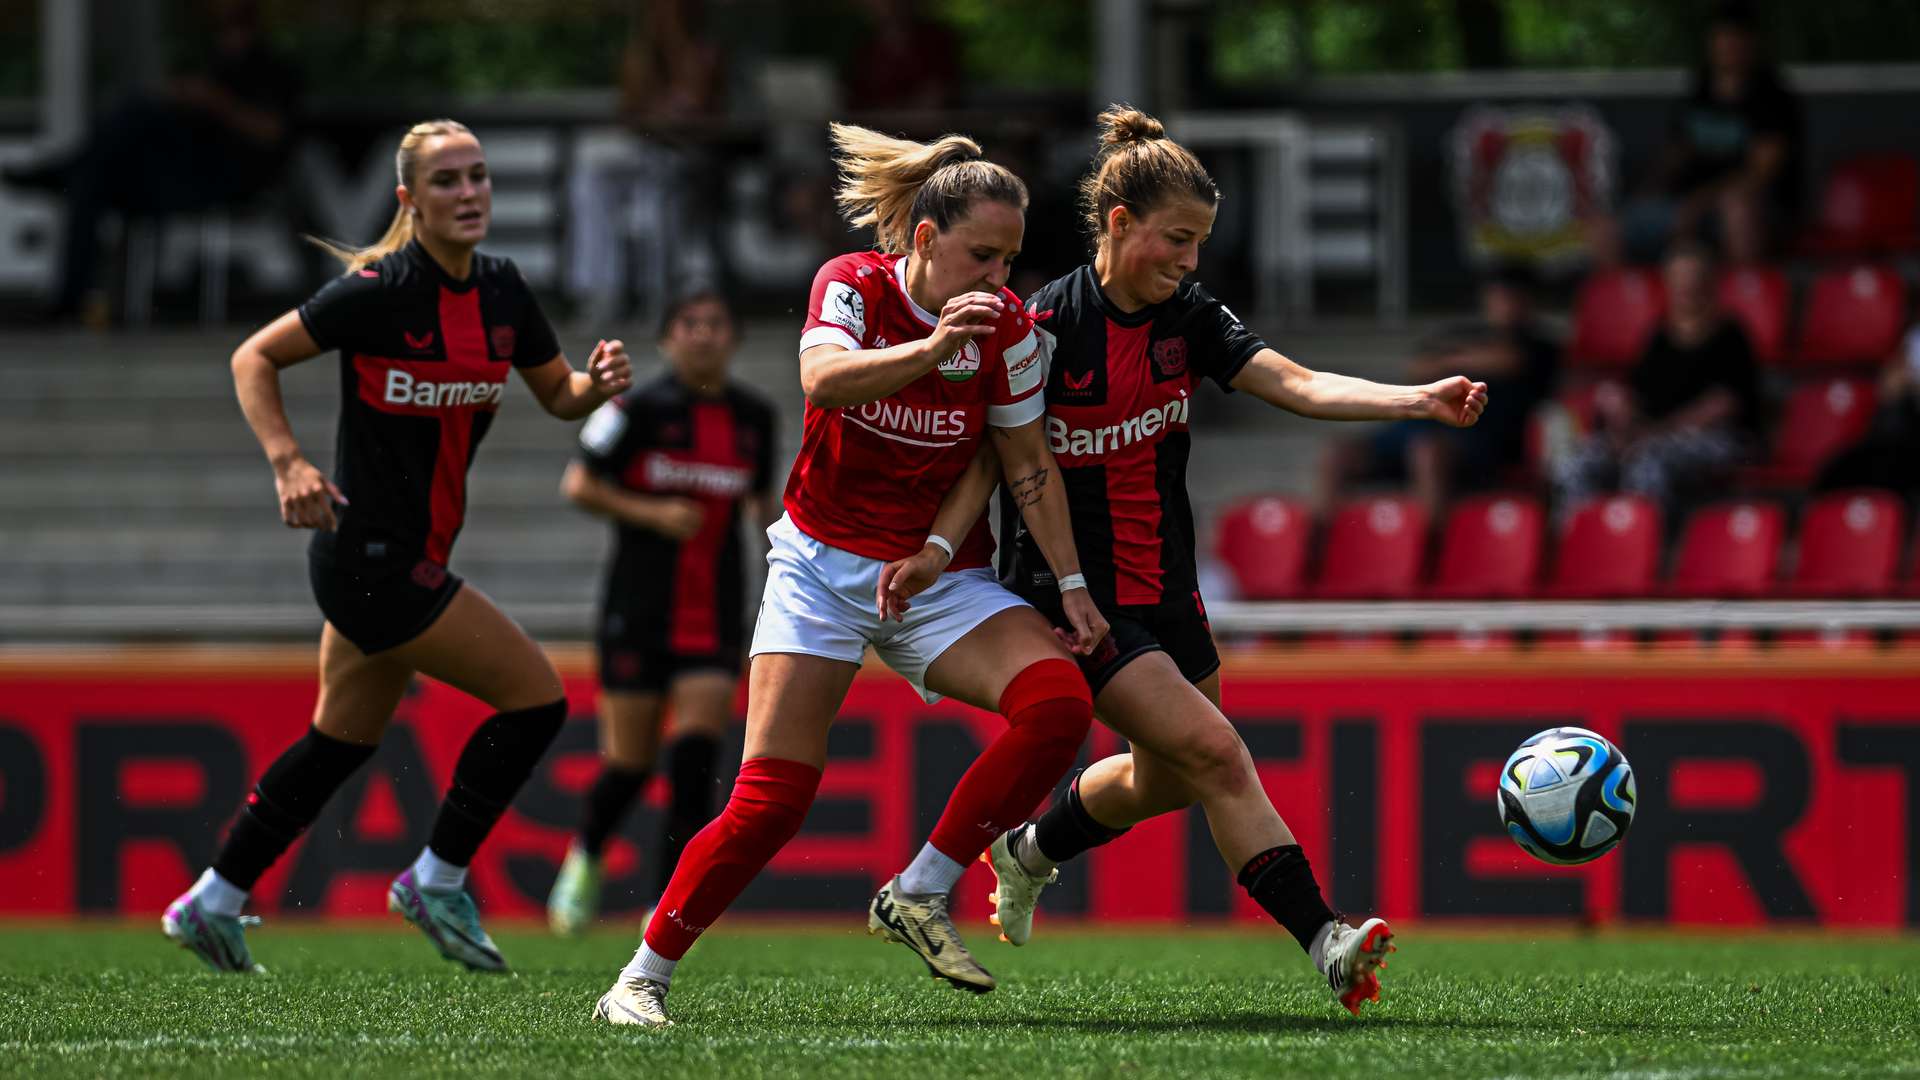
[893,106,1488,1016]
[163,119,632,975]
[593,123,1107,1029]
[547,291,777,936]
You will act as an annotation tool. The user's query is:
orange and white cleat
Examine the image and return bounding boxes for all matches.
[1321,916,1395,1016]
[980,828,1057,946]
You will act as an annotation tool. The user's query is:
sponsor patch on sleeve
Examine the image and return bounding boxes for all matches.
[1003,327,1048,397]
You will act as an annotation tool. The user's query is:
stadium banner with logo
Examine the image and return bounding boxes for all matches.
[0,653,1915,926]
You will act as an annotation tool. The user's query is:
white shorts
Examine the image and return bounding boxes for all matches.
[750,514,1030,704]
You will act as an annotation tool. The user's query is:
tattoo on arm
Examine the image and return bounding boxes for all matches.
[1009,468,1049,509]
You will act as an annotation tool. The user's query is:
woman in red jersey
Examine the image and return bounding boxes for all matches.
[593,124,1108,1028]
[895,107,1488,1016]
[163,119,632,975]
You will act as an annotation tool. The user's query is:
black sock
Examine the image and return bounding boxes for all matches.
[428,698,567,866]
[1238,844,1338,952]
[1030,770,1129,865]
[212,727,377,890]
[577,763,649,858]
[653,733,723,896]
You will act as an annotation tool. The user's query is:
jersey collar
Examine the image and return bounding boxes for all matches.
[405,239,479,291]
[1083,263,1159,328]
[892,255,940,328]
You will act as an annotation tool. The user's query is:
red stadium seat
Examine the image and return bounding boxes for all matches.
[1715,265,1790,366]
[1312,496,1428,599]
[1743,377,1877,487]
[1793,264,1907,367]
[1800,153,1920,256]
[1213,496,1311,600]
[1543,495,1662,598]
[1569,268,1665,371]
[1426,494,1544,598]
[1666,501,1784,597]
[1783,490,1906,597]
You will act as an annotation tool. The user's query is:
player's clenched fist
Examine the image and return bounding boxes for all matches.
[588,338,633,395]
[274,456,347,530]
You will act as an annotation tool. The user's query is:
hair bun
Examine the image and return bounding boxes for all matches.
[1097,105,1165,149]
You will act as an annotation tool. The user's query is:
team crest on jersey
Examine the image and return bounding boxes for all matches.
[821,281,866,339]
[938,340,982,382]
[1152,336,1189,379]
[490,325,516,360]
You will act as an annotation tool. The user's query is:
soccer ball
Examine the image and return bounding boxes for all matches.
[1497,726,1636,865]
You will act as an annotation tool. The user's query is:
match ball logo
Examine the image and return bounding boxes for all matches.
[938,341,982,382]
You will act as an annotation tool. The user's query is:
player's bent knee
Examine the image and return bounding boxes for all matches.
[1001,658,1094,752]
[1179,724,1257,797]
[719,756,823,853]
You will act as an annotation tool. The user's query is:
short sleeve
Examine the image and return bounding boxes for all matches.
[506,261,561,369]
[297,268,385,353]
[577,396,642,479]
[799,256,871,355]
[1188,288,1268,390]
[986,315,1050,428]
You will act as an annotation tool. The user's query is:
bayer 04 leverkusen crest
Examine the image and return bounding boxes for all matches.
[1447,105,1617,271]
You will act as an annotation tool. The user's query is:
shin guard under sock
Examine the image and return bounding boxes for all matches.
[1238,844,1339,951]
[642,756,820,960]
[925,658,1093,864]
[653,732,722,897]
[427,698,567,867]
[212,726,378,890]
[578,764,650,858]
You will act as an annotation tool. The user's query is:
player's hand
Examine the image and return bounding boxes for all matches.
[274,457,347,530]
[875,542,952,622]
[926,291,1004,365]
[1056,586,1110,657]
[1419,376,1489,428]
[587,338,632,395]
[648,497,705,540]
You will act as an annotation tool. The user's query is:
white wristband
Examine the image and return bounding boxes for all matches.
[924,534,955,560]
[1057,573,1087,594]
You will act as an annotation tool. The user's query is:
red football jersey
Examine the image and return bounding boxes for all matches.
[787,251,1046,566]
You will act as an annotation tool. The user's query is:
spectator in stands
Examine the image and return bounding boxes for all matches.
[1552,243,1763,517]
[1313,264,1558,518]
[1598,1,1801,264]
[1817,323,1920,497]
[3,0,300,323]
[566,0,727,325]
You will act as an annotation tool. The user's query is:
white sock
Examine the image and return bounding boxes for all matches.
[1309,920,1338,974]
[411,846,468,893]
[1012,824,1057,877]
[188,867,247,917]
[622,943,677,986]
[896,842,966,896]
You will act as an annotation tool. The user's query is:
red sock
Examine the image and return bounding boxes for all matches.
[926,658,1093,863]
[641,756,820,960]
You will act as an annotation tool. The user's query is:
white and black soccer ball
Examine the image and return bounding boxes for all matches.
[1497,726,1636,866]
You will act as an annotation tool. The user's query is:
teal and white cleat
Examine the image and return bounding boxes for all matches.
[547,844,602,936]
[981,826,1057,946]
[1322,916,1396,1016]
[387,868,508,972]
[162,894,264,974]
[867,876,995,993]
[592,975,673,1029]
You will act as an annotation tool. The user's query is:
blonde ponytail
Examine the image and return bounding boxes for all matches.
[830,122,1027,254]
[306,118,474,273]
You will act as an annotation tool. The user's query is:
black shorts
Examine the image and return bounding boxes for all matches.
[308,529,463,655]
[1029,588,1221,696]
[595,607,742,694]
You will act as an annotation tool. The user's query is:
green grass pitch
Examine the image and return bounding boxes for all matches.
[1,921,1915,1078]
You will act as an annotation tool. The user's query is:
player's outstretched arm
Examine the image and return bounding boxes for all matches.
[801,291,1004,407]
[559,461,704,540]
[993,420,1109,656]
[875,441,1001,622]
[520,339,633,420]
[231,310,345,530]
[1229,348,1488,428]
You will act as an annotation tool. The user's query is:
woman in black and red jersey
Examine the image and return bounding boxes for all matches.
[162,119,633,975]
[898,107,1488,1015]
[592,124,1109,1029]
[546,291,777,936]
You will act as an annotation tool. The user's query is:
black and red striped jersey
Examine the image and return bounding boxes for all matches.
[576,374,777,652]
[999,264,1267,608]
[298,240,560,565]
